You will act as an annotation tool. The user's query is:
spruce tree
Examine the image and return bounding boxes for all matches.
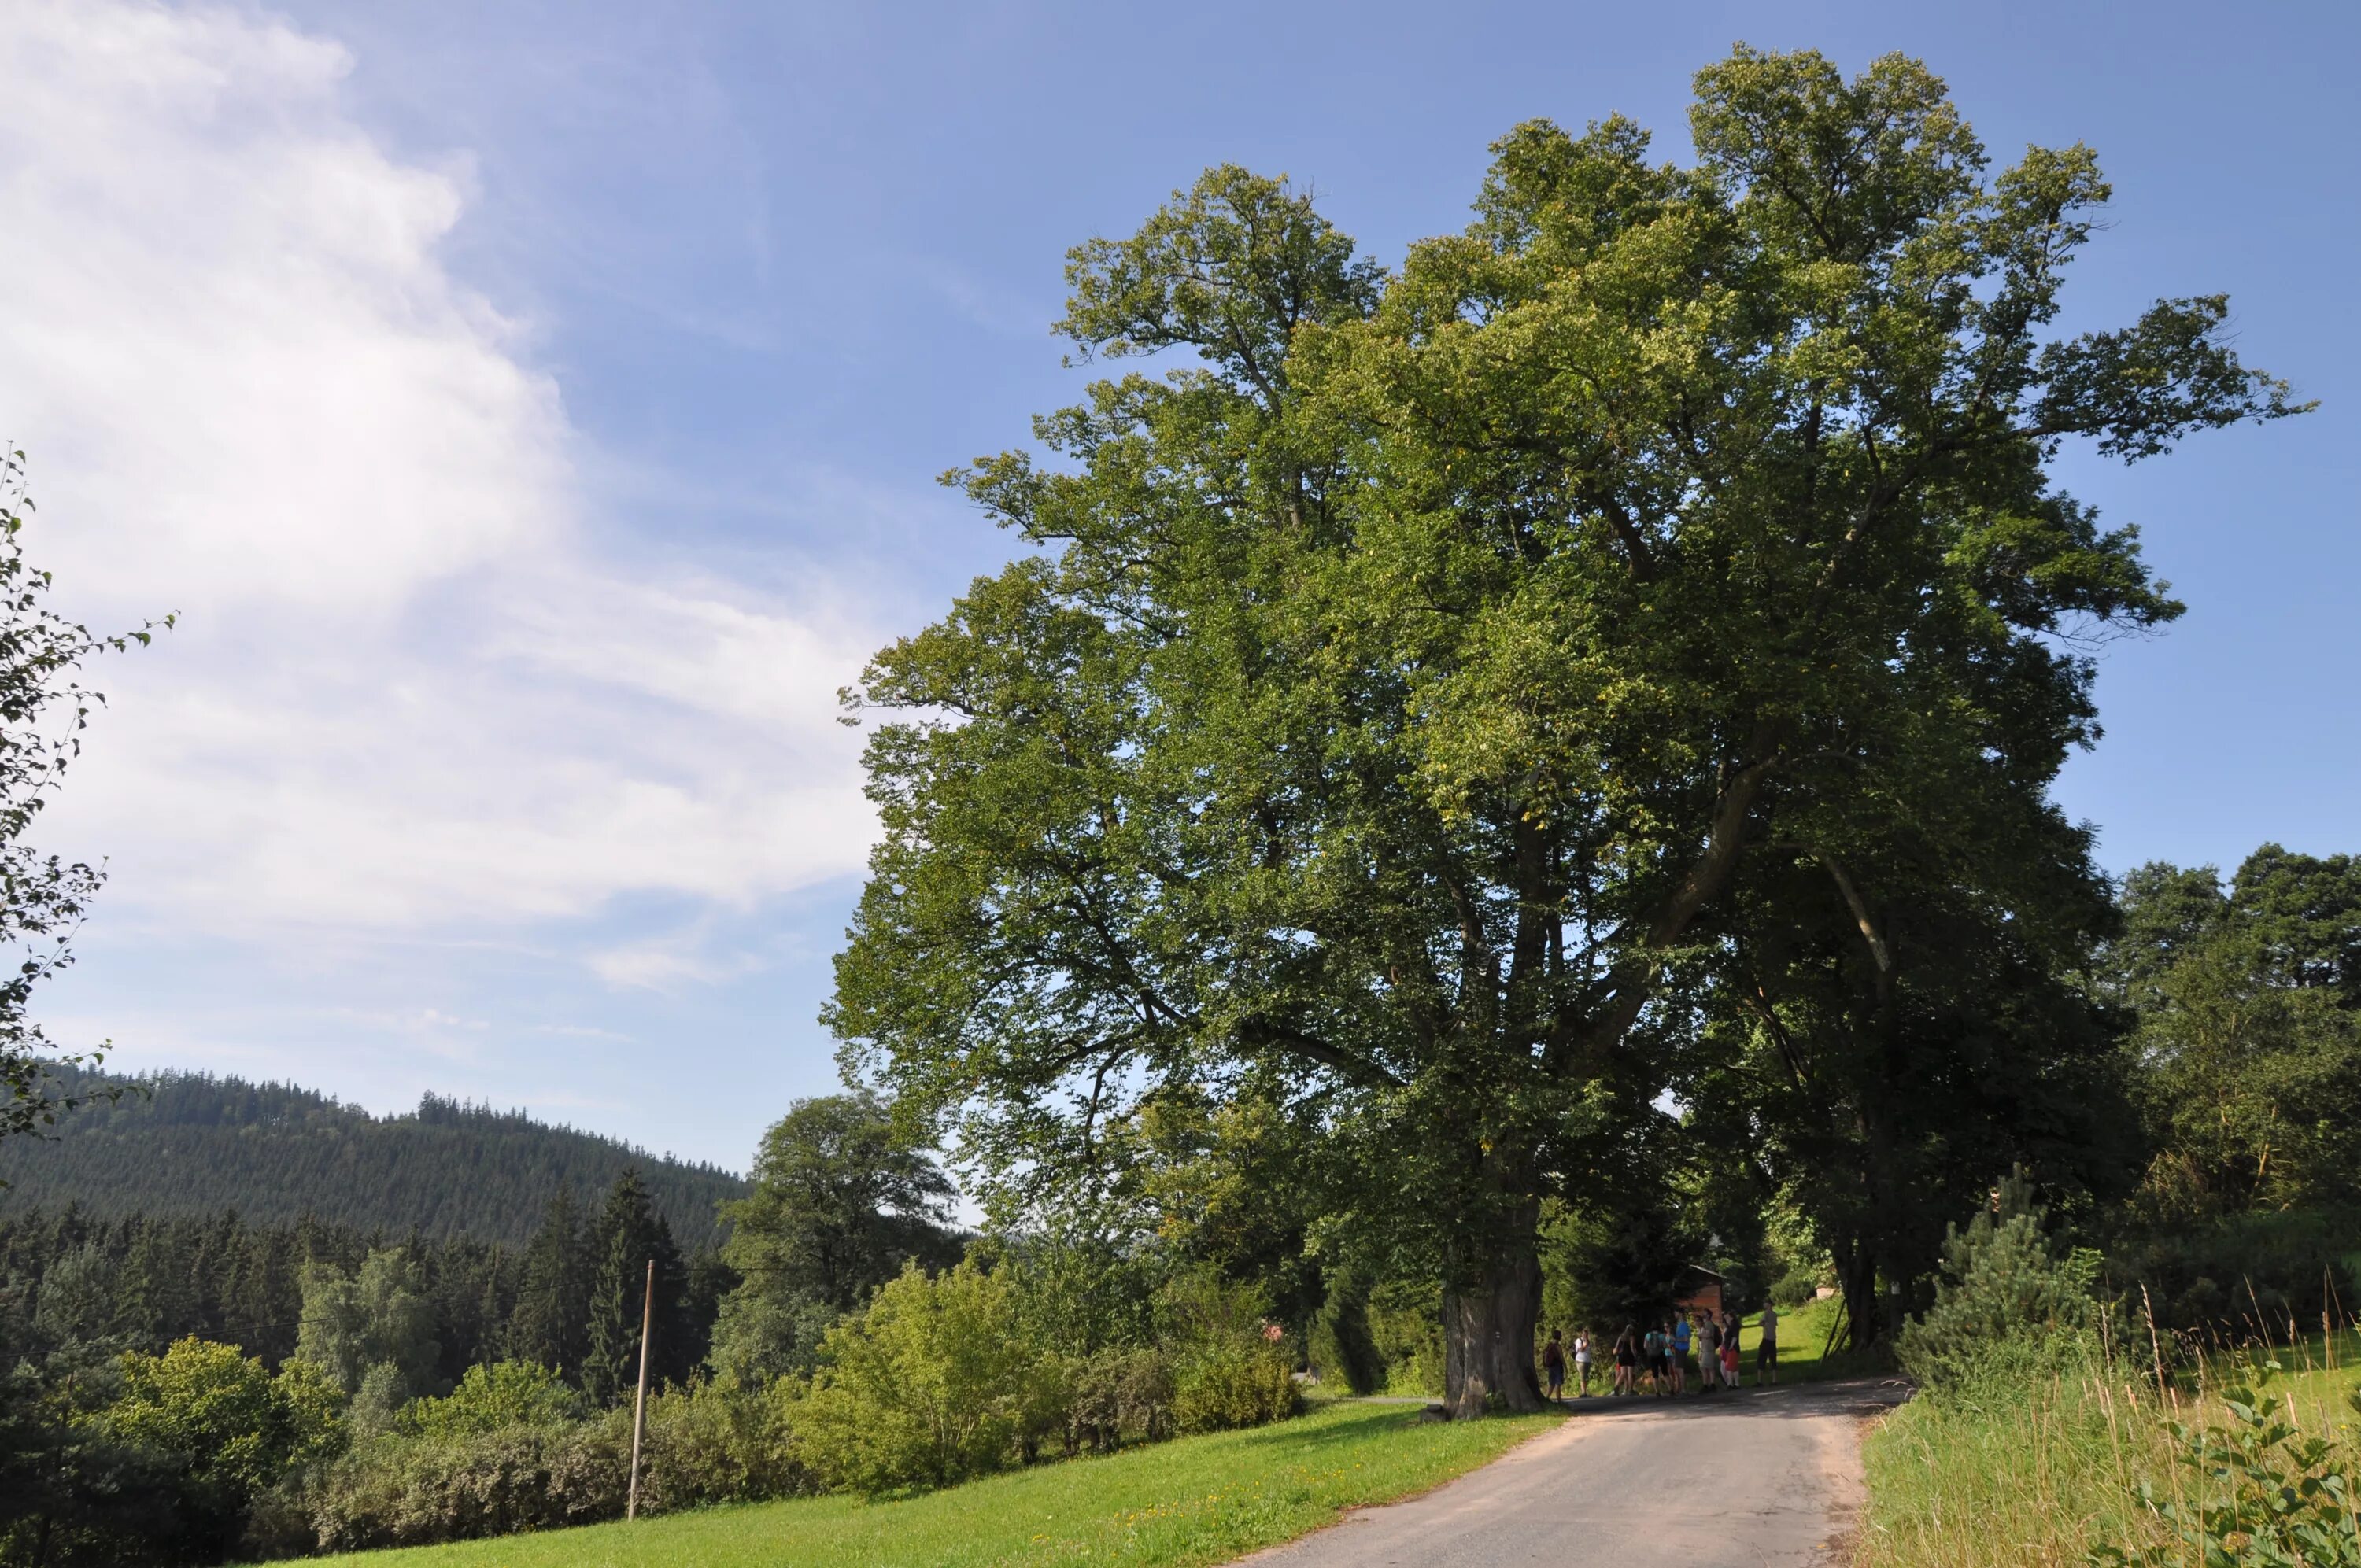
[505,1187,586,1376]
[579,1169,687,1404]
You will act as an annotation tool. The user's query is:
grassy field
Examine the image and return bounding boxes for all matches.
[1736,1295,1886,1385]
[286,1400,1561,1568]
[1857,1329,2361,1567]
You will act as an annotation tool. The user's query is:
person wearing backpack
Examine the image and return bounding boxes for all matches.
[1541,1329,1568,1403]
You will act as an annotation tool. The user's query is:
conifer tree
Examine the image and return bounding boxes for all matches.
[580,1170,688,1404]
[505,1187,586,1375]
[1895,1170,2096,1392]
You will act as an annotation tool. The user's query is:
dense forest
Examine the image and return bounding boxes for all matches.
[0,1069,742,1246]
[0,1176,741,1391]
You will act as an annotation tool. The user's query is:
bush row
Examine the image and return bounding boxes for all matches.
[228,1260,1296,1556]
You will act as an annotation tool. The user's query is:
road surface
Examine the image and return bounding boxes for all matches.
[1245,1378,1912,1568]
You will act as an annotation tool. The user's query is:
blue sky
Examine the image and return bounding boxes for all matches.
[6,0,2352,1174]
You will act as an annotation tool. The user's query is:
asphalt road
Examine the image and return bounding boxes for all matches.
[1244,1378,1913,1568]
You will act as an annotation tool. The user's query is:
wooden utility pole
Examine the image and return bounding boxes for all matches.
[626,1258,654,1519]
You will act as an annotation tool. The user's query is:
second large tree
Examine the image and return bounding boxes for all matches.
[830,47,2299,1416]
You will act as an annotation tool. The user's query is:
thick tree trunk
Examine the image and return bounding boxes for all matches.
[1441,1237,1546,1419]
[1836,1242,1881,1352]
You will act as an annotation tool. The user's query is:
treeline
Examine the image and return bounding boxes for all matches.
[0,1175,729,1394]
[1660,842,2361,1348]
[0,1093,1307,1566]
[0,1068,742,1247]
[2100,845,2361,1323]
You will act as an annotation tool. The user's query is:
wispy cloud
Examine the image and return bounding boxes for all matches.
[1,0,883,956]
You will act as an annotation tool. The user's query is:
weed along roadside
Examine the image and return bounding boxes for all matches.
[1851,1179,2361,1568]
[278,1401,1560,1568]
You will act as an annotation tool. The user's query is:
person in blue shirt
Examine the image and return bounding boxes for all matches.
[1670,1313,1691,1395]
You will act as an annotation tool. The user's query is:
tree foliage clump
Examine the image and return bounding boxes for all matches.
[790,1260,1063,1496]
[2112,847,2361,1222]
[707,1092,960,1386]
[295,1250,440,1404]
[1894,1171,2098,1397]
[829,45,2300,1413]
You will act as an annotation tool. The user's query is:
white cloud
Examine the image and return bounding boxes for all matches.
[0,1,883,957]
[587,931,767,993]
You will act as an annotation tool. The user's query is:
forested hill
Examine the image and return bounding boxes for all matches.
[0,1067,743,1246]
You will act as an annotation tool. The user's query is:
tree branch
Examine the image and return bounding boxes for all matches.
[1820,854,1893,985]
[1236,1016,1404,1090]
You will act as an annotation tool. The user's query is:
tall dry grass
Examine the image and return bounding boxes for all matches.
[1857,1312,2361,1567]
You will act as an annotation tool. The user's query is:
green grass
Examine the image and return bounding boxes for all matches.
[1857,1329,2361,1568]
[290,1401,1561,1568]
[1739,1294,1889,1384]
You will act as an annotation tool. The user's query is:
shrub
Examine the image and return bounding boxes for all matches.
[2093,1365,2361,1567]
[1060,1347,1174,1455]
[632,1378,806,1511]
[1153,1267,1302,1433]
[1768,1267,1822,1309]
[2114,1207,2361,1334]
[1367,1278,1445,1396]
[297,1417,631,1554]
[1894,1171,2098,1396]
[790,1260,1064,1496]
[1171,1340,1298,1433]
[280,1379,804,1555]
[399,1362,578,1440]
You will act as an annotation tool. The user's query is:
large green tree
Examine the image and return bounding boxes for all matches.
[294,1248,440,1400]
[505,1187,588,1377]
[706,1090,959,1385]
[830,47,2300,1415]
[580,1169,689,1404]
[2110,846,2361,1220]
[1677,818,2141,1347]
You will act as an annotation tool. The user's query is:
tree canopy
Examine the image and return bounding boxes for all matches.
[829,46,2301,1415]
[707,1091,961,1385]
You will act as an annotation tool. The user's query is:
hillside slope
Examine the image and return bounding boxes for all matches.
[0,1067,742,1245]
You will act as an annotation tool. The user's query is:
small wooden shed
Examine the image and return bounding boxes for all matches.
[1672,1264,1725,1315]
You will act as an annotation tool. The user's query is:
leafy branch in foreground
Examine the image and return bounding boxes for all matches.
[0,447,171,1146]
[2093,1363,2361,1568]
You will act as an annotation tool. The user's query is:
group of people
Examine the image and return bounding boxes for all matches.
[1539,1303,1778,1401]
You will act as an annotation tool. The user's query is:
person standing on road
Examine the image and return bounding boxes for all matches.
[1669,1315,1690,1396]
[1613,1326,1637,1395]
[1642,1323,1665,1396]
[1542,1329,1567,1403]
[1572,1327,1593,1396]
[1720,1330,1741,1389]
[1694,1310,1721,1393]
[1756,1303,1779,1386]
